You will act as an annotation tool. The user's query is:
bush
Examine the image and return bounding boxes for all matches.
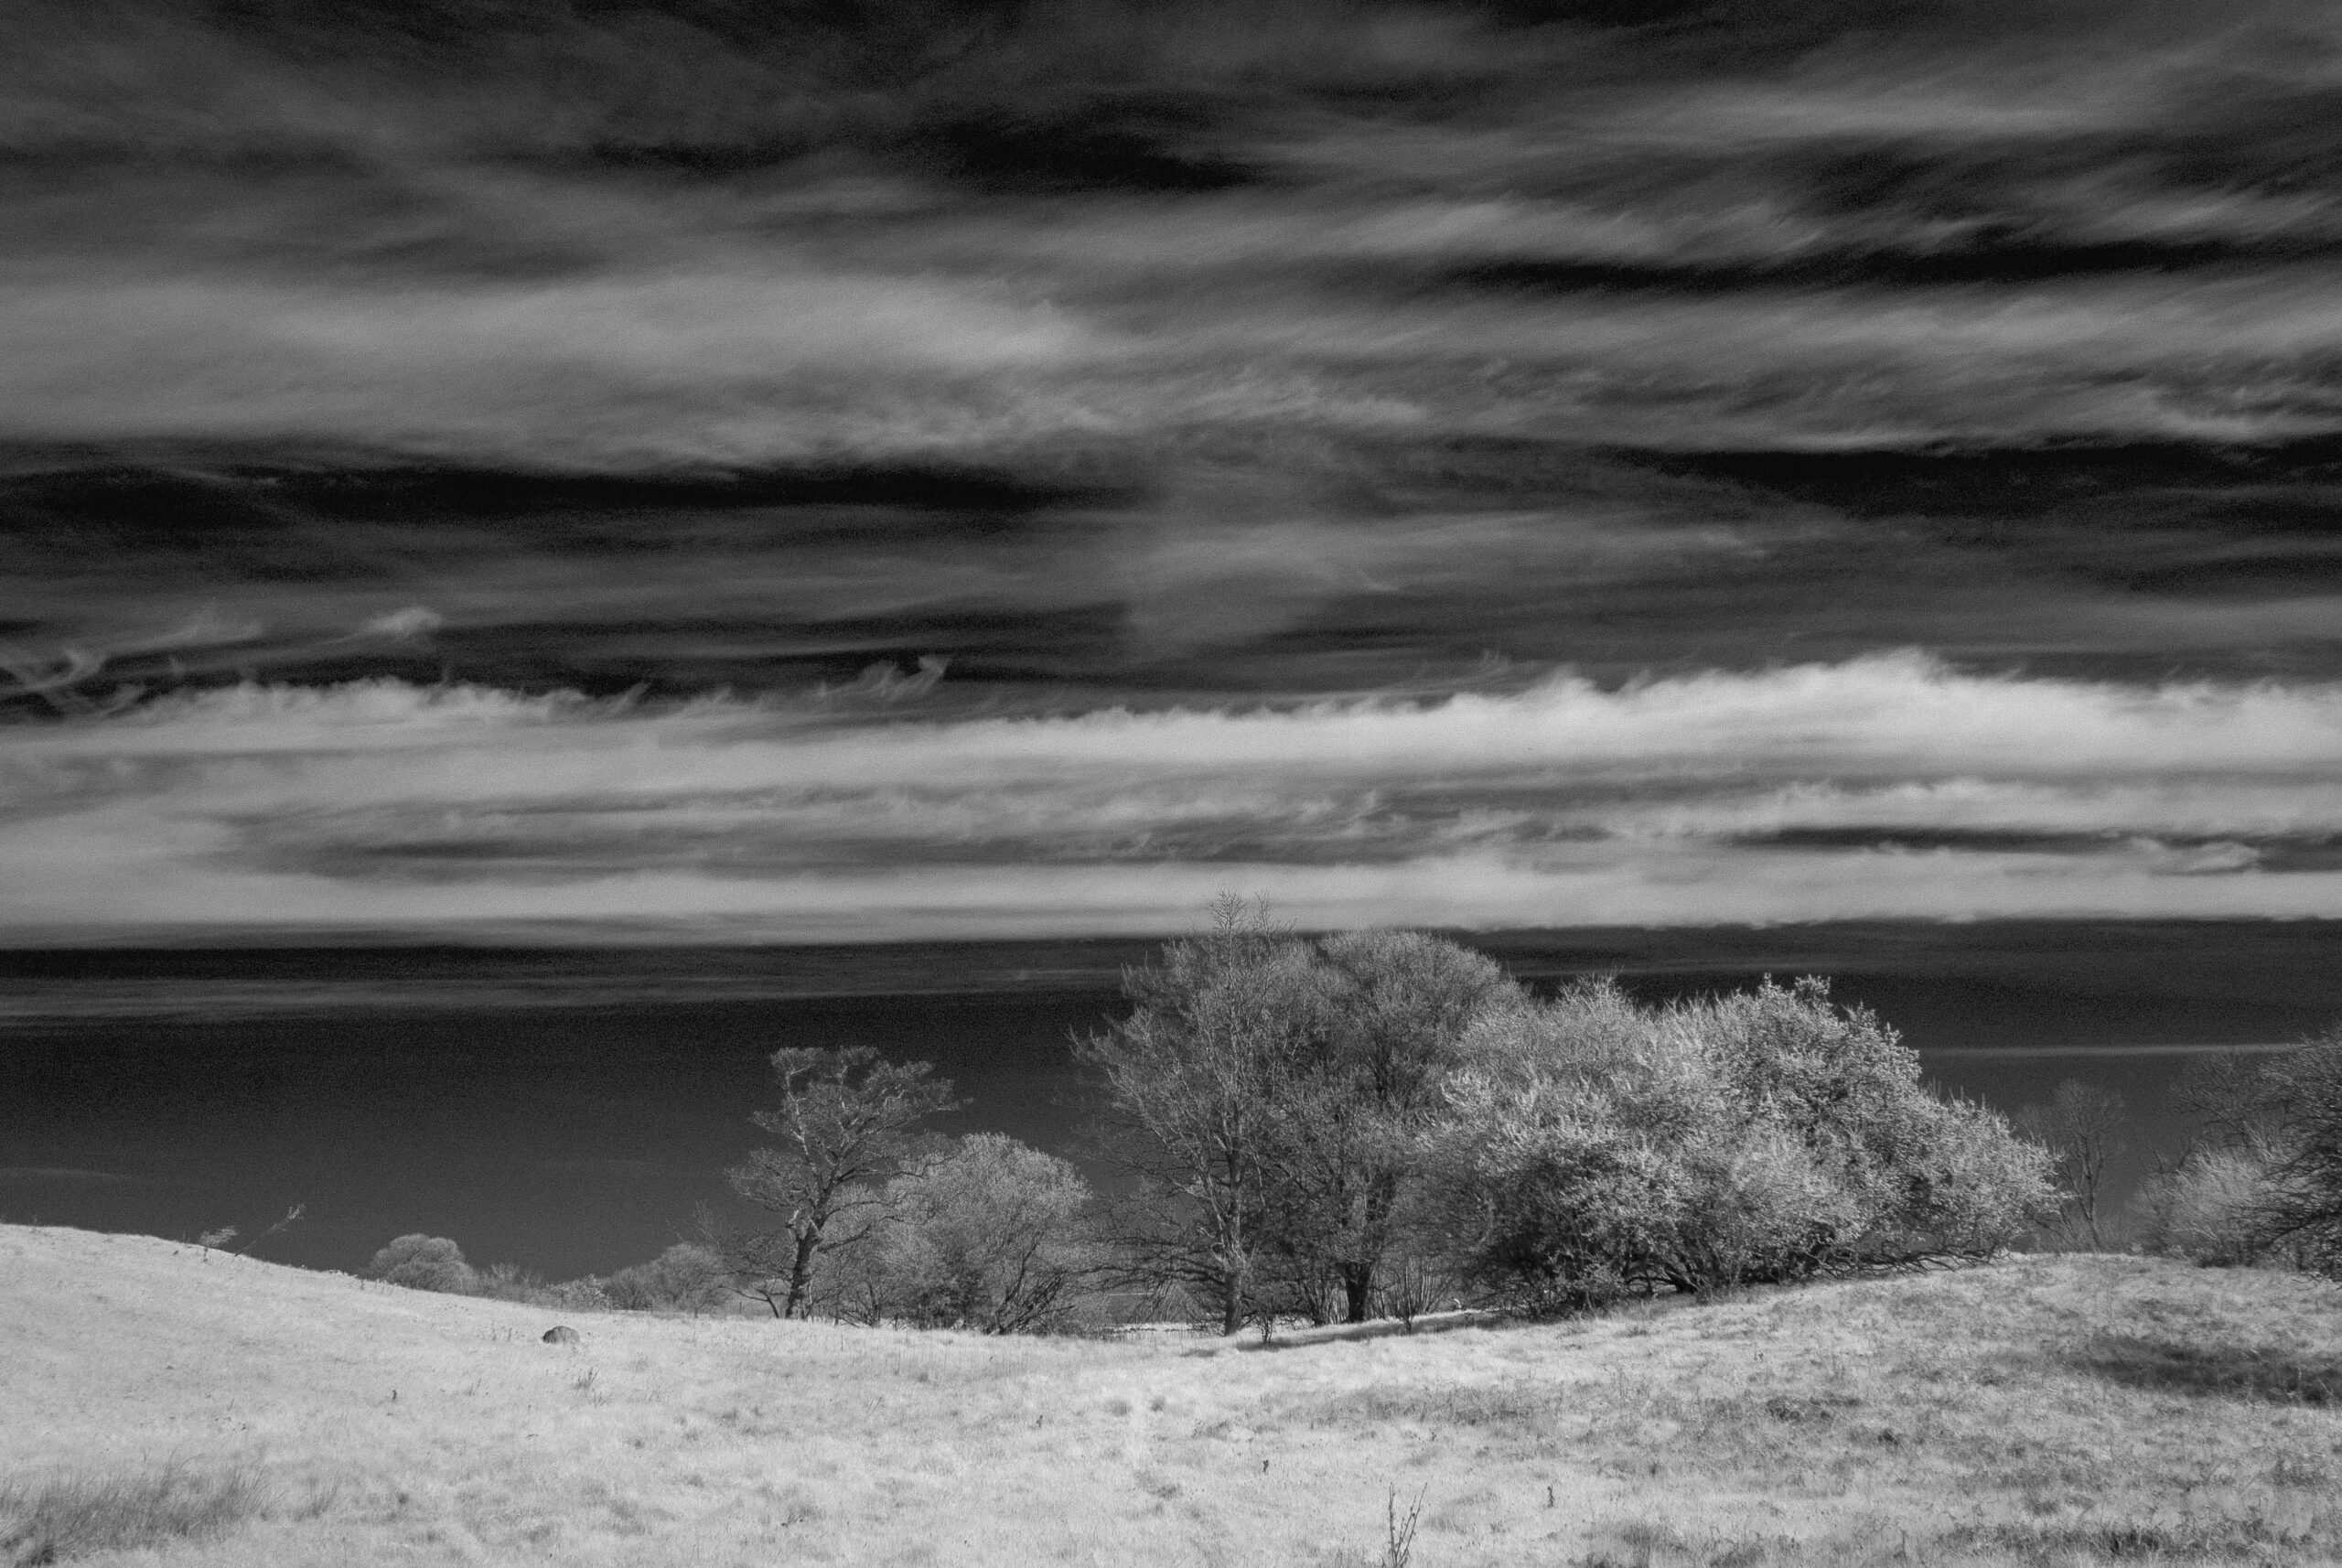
[473,1260,546,1303]
[1417,977,2055,1309]
[2136,1149,2269,1266]
[539,1274,612,1313]
[601,1242,730,1314]
[365,1234,478,1294]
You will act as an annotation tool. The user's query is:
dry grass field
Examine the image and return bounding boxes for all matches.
[5,1224,2340,1567]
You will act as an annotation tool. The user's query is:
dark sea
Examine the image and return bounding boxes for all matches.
[6,920,2337,1280]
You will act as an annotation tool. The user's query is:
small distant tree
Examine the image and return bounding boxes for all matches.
[870,1133,1097,1333]
[367,1233,478,1294]
[2016,1080,2128,1249]
[718,1046,960,1319]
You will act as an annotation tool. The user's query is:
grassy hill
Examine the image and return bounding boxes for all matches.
[5,1226,2339,1567]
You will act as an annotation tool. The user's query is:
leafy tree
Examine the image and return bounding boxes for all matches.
[367,1233,477,1294]
[2015,1079,2128,1249]
[718,1046,960,1318]
[866,1133,1096,1333]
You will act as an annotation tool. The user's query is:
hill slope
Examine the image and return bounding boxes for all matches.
[4,1225,2339,1566]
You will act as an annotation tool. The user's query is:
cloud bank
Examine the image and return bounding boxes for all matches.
[9,655,2342,939]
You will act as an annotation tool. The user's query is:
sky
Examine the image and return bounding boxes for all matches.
[7,0,2342,942]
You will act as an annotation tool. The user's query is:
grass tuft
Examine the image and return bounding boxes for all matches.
[0,1461,265,1566]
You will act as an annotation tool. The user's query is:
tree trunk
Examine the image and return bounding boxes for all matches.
[784,1228,821,1319]
[1341,1266,1373,1325]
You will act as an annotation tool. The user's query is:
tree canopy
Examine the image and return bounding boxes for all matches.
[1080,904,1528,1330]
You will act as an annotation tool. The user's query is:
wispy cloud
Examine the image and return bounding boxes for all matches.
[5,2,2342,469]
[9,655,2342,939]
[8,0,2342,942]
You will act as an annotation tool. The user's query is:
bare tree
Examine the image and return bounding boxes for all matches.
[2250,1028,2342,1270]
[2171,1050,2285,1162]
[1079,901,1520,1331]
[1078,897,1315,1335]
[1269,929,1517,1322]
[717,1046,959,1319]
[2016,1079,2128,1249]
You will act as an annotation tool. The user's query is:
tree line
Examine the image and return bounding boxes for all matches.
[676,906,2056,1331]
[390,908,2342,1331]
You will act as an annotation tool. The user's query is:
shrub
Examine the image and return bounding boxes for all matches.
[474,1260,546,1303]
[601,1242,730,1314]
[2136,1148,2270,1266]
[365,1234,478,1294]
[1418,977,2054,1308]
[539,1274,612,1312]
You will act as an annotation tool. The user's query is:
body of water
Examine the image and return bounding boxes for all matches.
[6,920,2335,1278]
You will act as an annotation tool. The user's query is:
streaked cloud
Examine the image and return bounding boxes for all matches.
[7,0,2342,941]
[9,655,2342,939]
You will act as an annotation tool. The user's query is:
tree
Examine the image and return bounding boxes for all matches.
[367,1233,477,1294]
[2170,1050,2285,1162]
[868,1133,1096,1333]
[1078,901,1522,1332]
[1078,900,1315,1335]
[1257,929,1518,1322]
[719,1046,960,1318]
[2015,1079,2128,1249]
[2248,1027,2342,1272]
